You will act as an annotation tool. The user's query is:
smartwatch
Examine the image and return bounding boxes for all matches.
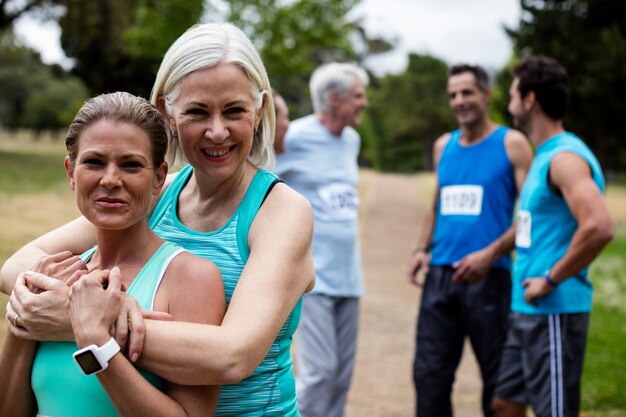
[73,337,121,375]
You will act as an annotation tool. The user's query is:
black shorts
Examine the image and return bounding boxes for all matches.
[494,312,589,417]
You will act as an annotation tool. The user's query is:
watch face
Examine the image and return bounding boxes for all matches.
[74,350,103,375]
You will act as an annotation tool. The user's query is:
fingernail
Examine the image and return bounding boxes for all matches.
[24,271,35,277]
[131,353,138,363]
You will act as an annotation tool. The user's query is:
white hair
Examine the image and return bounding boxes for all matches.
[309,62,369,113]
[150,22,275,169]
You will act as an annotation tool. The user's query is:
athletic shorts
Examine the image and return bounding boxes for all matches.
[494,312,589,417]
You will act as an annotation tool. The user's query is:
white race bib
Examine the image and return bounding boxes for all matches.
[515,210,532,248]
[440,185,483,215]
[318,183,359,220]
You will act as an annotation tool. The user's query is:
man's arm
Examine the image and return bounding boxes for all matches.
[452,129,533,283]
[407,133,449,285]
[522,152,614,304]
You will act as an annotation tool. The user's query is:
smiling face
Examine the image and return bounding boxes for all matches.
[447,71,490,128]
[333,79,369,128]
[65,120,166,231]
[166,63,266,181]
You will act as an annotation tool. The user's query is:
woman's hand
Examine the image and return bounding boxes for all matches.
[29,251,88,291]
[112,292,173,363]
[6,271,73,341]
[68,267,122,347]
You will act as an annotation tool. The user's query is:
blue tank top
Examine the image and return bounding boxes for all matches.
[31,242,185,417]
[512,132,605,314]
[149,165,301,417]
[431,126,516,269]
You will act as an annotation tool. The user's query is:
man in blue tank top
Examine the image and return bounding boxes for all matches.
[407,64,533,417]
[275,62,369,417]
[491,56,614,417]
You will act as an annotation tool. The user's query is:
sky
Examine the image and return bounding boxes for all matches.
[13,0,521,75]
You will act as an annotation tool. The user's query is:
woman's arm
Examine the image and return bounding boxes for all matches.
[0,216,95,294]
[69,258,224,417]
[0,333,38,417]
[137,183,315,385]
[0,276,39,417]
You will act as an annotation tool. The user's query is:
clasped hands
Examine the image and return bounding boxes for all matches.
[5,251,169,362]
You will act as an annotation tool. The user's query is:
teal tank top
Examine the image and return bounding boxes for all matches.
[512,132,605,314]
[31,242,185,417]
[149,165,302,417]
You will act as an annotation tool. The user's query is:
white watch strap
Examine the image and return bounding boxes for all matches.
[96,337,121,363]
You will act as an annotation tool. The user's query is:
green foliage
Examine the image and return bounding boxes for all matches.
[506,0,626,171]
[0,35,47,128]
[0,32,88,131]
[489,54,519,127]
[59,0,203,97]
[364,53,456,172]
[222,0,369,118]
[125,0,203,62]
[21,78,87,133]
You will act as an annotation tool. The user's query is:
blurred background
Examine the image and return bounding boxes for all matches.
[2,0,624,173]
[1,1,626,415]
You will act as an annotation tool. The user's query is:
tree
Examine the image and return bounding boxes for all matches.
[59,0,203,96]
[0,31,87,132]
[506,0,626,170]
[0,0,62,32]
[363,53,456,172]
[219,0,392,117]
[21,77,87,136]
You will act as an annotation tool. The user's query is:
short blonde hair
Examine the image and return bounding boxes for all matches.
[150,23,275,169]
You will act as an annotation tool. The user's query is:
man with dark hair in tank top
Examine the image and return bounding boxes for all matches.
[406,64,533,417]
[491,55,614,417]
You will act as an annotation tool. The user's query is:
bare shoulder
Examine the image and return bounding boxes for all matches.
[550,152,593,185]
[258,182,313,224]
[504,128,529,147]
[167,251,221,287]
[504,128,533,166]
[433,132,451,153]
[433,132,451,167]
[248,182,314,250]
[157,250,225,324]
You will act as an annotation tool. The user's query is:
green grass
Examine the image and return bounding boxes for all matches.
[582,226,626,414]
[0,149,68,195]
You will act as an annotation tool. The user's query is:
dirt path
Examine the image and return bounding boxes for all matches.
[345,170,482,417]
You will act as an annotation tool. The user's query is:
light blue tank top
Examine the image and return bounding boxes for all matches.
[149,165,301,417]
[512,132,605,314]
[31,241,185,417]
[431,126,516,269]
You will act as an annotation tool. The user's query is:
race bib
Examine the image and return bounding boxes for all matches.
[318,183,359,220]
[515,210,532,248]
[440,185,483,215]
